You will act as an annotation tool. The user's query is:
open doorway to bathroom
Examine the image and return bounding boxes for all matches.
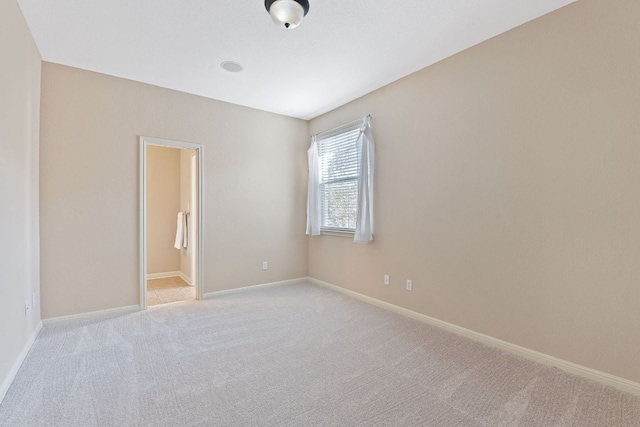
[139,136,203,309]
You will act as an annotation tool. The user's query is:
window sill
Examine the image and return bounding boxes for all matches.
[320,229,354,238]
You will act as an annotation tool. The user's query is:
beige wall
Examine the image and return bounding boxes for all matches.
[309,0,640,384]
[40,63,309,318]
[146,145,181,274]
[0,0,41,395]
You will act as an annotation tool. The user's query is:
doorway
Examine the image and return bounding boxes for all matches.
[139,136,204,309]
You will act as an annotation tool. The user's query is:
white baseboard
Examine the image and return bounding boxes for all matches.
[146,271,181,280]
[147,271,194,286]
[42,305,140,327]
[308,277,640,396]
[0,321,42,404]
[178,271,193,286]
[202,277,307,299]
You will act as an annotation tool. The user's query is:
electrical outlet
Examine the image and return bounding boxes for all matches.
[262,261,268,270]
[24,302,30,317]
[406,279,413,291]
[384,275,390,285]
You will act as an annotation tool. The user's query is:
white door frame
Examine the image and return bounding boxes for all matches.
[139,136,204,310]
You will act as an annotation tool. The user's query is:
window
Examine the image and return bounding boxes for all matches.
[317,123,362,232]
[307,115,374,242]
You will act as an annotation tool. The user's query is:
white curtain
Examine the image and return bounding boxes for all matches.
[306,136,321,235]
[354,116,375,243]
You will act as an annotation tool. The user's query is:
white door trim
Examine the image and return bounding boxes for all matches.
[139,136,204,310]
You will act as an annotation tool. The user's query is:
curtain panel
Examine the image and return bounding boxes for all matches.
[306,136,321,235]
[354,116,375,243]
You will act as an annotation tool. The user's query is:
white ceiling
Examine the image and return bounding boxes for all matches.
[18,0,575,120]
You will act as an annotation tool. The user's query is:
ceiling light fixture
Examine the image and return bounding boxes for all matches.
[265,0,309,29]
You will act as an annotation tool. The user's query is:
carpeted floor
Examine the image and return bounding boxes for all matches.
[1,282,639,426]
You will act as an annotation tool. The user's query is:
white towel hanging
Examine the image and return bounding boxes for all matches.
[174,212,188,249]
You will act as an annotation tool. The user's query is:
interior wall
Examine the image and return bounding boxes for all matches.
[0,0,41,396]
[309,0,640,384]
[146,145,181,275]
[40,63,309,318]
[179,149,196,282]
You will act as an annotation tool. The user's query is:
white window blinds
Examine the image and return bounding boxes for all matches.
[318,123,362,231]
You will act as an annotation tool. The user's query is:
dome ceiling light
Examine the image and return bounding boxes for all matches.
[265,0,310,29]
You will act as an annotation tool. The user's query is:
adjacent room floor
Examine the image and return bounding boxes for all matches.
[1,282,638,426]
[146,276,194,306]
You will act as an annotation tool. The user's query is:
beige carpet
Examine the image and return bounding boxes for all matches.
[1,282,638,426]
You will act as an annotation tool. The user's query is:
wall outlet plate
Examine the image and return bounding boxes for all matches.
[384,275,390,285]
[406,279,413,291]
[262,261,268,270]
